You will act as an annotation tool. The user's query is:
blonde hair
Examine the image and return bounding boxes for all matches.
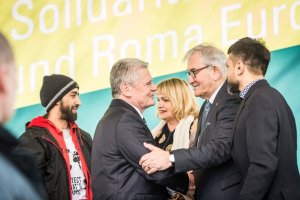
[156,78,199,121]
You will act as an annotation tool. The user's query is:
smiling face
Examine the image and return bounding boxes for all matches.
[59,88,81,122]
[187,52,215,99]
[128,68,157,112]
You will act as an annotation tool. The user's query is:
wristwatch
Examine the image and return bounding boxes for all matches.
[169,154,175,163]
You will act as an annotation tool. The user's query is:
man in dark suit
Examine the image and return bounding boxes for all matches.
[92,58,189,200]
[140,44,241,200]
[226,37,300,199]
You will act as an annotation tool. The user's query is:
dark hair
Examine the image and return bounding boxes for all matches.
[227,37,270,76]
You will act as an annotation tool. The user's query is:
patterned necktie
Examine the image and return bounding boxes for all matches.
[196,101,212,147]
[201,101,212,128]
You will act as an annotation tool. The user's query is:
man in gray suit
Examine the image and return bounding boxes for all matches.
[140,44,241,200]
[92,58,190,200]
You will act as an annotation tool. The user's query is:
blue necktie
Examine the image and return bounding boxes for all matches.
[201,101,212,128]
[142,117,147,125]
[196,101,212,147]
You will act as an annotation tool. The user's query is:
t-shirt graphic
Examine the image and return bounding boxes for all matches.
[63,129,87,200]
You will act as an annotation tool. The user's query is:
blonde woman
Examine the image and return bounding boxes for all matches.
[152,78,199,200]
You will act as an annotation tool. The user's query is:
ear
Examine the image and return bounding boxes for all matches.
[212,66,222,81]
[234,60,245,76]
[119,82,132,97]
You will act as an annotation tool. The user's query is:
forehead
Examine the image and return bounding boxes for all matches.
[187,52,204,69]
[67,88,79,94]
[135,68,151,81]
[227,55,235,65]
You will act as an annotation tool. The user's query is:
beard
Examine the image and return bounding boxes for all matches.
[227,80,240,95]
[59,101,78,122]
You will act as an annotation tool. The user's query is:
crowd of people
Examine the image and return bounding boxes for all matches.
[0,31,299,200]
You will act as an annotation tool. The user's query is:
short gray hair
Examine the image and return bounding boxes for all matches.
[183,43,227,76]
[110,58,148,97]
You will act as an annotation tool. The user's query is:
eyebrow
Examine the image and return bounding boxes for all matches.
[69,91,79,95]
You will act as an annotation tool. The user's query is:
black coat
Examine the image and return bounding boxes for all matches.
[92,99,189,200]
[232,79,300,200]
[0,126,43,199]
[18,124,92,200]
[172,82,242,200]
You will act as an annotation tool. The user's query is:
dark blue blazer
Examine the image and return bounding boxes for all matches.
[92,99,188,200]
[172,82,242,200]
[232,79,300,200]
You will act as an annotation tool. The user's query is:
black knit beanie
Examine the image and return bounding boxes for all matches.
[40,74,79,112]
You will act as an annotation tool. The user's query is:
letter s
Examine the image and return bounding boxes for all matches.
[11,0,34,40]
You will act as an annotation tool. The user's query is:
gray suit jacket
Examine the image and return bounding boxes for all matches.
[172,81,242,200]
[92,99,188,200]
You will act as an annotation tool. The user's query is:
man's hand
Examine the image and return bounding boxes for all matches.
[139,142,172,174]
[187,171,195,191]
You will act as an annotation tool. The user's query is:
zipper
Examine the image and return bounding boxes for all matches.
[41,136,72,200]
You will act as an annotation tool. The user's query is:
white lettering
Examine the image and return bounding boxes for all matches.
[11,0,34,40]
[247,9,267,38]
[120,39,142,58]
[92,35,115,76]
[146,31,178,62]
[183,25,202,53]
[64,0,71,28]
[113,0,132,17]
[16,65,24,94]
[39,4,59,33]
[290,1,300,30]
[55,43,75,78]
[273,4,287,35]
[221,3,241,46]
[30,60,50,91]
[87,0,107,23]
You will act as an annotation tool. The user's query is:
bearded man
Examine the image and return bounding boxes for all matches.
[18,74,93,200]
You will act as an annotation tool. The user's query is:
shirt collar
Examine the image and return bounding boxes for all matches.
[208,81,225,104]
[239,79,263,99]
[127,102,144,119]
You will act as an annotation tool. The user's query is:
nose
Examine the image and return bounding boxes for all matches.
[151,83,157,91]
[75,96,81,106]
[187,75,194,84]
[157,100,163,108]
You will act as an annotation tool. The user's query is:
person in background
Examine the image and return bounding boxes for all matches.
[140,44,242,200]
[0,32,42,199]
[152,78,198,200]
[18,74,93,200]
[92,58,192,200]
[226,37,300,199]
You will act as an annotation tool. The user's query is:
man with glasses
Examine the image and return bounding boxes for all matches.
[140,44,241,200]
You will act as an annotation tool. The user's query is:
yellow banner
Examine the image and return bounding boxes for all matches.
[1,0,300,108]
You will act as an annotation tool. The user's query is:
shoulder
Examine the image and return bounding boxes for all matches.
[79,128,92,142]
[19,126,45,141]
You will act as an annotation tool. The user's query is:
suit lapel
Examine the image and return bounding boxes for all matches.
[196,82,228,147]
[111,99,153,137]
[231,79,269,146]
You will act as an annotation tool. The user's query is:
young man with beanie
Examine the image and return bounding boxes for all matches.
[18,74,93,200]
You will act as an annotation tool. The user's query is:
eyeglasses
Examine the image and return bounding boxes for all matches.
[185,65,212,78]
